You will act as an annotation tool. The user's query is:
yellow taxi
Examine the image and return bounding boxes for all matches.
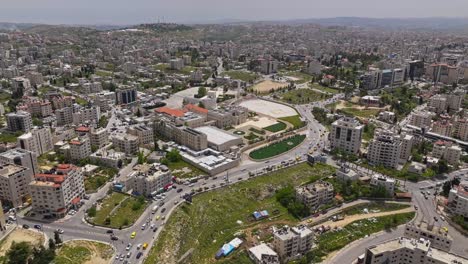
[130,232,136,239]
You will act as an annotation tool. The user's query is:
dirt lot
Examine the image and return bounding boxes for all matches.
[251,80,287,93]
[314,207,414,229]
[0,228,45,256]
[56,240,114,264]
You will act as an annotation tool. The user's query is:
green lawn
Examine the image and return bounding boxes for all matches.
[339,108,380,119]
[84,168,117,193]
[279,115,305,129]
[263,121,287,133]
[223,71,258,83]
[281,88,330,104]
[55,241,114,264]
[167,159,206,179]
[310,83,341,94]
[144,163,335,264]
[0,131,22,143]
[249,134,306,160]
[89,192,147,228]
[74,97,88,106]
[341,202,411,216]
[313,212,415,259]
[95,70,113,77]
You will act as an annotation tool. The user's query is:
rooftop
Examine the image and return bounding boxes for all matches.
[0,164,27,177]
[194,126,241,145]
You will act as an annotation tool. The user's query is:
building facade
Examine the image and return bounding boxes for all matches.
[330,117,364,154]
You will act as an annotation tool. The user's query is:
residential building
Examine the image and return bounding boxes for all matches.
[128,125,154,146]
[248,244,280,264]
[72,106,100,125]
[431,120,453,137]
[410,111,433,128]
[126,163,172,196]
[361,69,382,90]
[55,107,73,126]
[330,117,364,154]
[17,127,54,155]
[399,134,414,163]
[295,181,334,211]
[11,77,31,94]
[431,141,461,165]
[112,134,139,155]
[259,58,278,74]
[154,119,208,151]
[370,174,395,195]
[69,137,92,162]
[6,111,32,132]
[190,70,203,82]
[90,149,125,168]
[429,95,447,114]
[0,201,5,231]
[273,225,313,263]
[453,118,468,141]
[89,128,108,148]
[0,149,39,177]
[363,237,467,264]
[0,164,33,207]
[404,222,452,251]
[448,181,468,218]
[115,88,137,105]
[446,93,463,113]
[29,164,85,218]
[425,63,459,85]
[306,60,321,75]
[367,130,402,169]
[169,58,184,70]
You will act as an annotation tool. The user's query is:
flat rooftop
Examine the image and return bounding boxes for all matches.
[194,126,241,145]
[0,164,27,177]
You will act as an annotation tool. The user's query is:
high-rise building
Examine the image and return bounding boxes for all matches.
[0,164,33,207]
[128,125,154,146]
[29,164,85,218]
[17,127,54,156]
[330,117,364,154]
[367,130,402,169]
[425,63,459,85]
[69,137,92,162]
[0,149,39,177]
[6,111,33,132]
[409,111,434,128]
[55,107,73,126]
[115,88,137,105]
[89,128,108,148]
[273,225,313,263]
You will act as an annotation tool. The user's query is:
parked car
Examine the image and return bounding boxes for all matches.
[136,252,143,259]
[177,188,183,193]
[126,243,132,251]
[55,229,64,234]
[34,224,42,230]
[22,224,29,229]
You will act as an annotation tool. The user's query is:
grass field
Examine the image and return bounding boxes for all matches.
[85,168,117,193]
[313,212,415,259]
[281,88,330,104]
[279,115,304,129]
[310,83,341,94]
[223,71,258,83]
[167,160,206,179]
[89,192,147,228]
[339,107,380,119]
[281,71,313,84]
[263,121,287,133]
[144,163,335,264]
[249,134,306,160]
[0,131,22,143]
[341,202,411,216]
[55,240,114,264]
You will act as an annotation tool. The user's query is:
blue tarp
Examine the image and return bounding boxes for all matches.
[253,210,269,220]
[221,243,235,256]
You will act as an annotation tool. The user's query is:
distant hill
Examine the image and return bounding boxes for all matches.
[130,23,193,32]
[0,22,41,31]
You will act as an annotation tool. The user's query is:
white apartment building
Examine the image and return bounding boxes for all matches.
[367,130,402,169]
[404,222,452,251]
[432,141,461,166]
[89,128,108,148]
[429,95,447,114]
[6,111,32,132]
[295,181,334,211]
[72,106,100,125]
[29,164,85,218]
[17,127,54,156]
[90,149,125,168]
[248,244,279,264]
[410,111,434,128]
[370,174,395,196]
[0,149,39,177]
[126,163,172,196]
[169,58,184,70]
[447,181,468,218]
[431,120,453,137]
[399,134,414,163]
[69,137,91,162]
[0,164,33,207]
[112,134,139,155]
[273,225,313,263]
[55,107,73,126]
[363,237,467,264]
[128,125,154,146]
[330,117,364,154]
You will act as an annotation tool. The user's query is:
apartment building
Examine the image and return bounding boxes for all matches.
[128,125,154,146]
[72,106,100,125]
[69,137,92,162]
[126,163,172,196]
[404,222,452,251]
[169,58,184,70]
[111,134,139,155]
[295,181,334,211]
[6,111,33,132]
[55,107,73,126]
[0,164,33,207]
[410,111,434,128]
[447,181,468,218]
[399,134,414,163]
[429,95,448,114]
[18,100,53,118]
[17,127,54,156]
[431,120,453,137]
[367,130,402,169]
[115,88,137,105]
[273,225,313,263]
[90,149,125,168]
[425,63,459,85]
[29,164,85,218]
[370,174,395,195]
[363,237,467,264]
[330,117,364,154]
[154,119,208,151]
[431,141,461,166]
[89,128,108,148]
[0,149,39,177]
[453,118,468,141]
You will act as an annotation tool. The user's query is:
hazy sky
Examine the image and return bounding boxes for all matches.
[1,0,467,25]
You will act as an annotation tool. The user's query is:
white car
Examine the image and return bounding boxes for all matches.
[126,243,132,251]
[136,243,142,250]
[141,223,146,230]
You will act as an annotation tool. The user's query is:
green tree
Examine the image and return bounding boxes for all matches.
[197,87,207,98]
[87,206,97,217]
[54,231,62,245]
[6,242,31,264]
[166,149,181,163]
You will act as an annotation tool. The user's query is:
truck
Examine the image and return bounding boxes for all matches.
[151,205,159,214]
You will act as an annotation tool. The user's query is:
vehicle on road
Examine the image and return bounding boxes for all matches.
[119,254,125,261]
[126,243,132,251]
[155,215,160,220]
[143,243,148,250]
[177,188,183,193]
[136,252,143,259]
[22,224,29,229]
[106,230,113,234]
[111,235,118,241]
[130,232,136,239]
[137,243,142,250]
[414,205,418,210]
[34,224,42,230]
[141,223,146,230]
[434,216,439,222]
[151,205,159,214]
[55,229,64,234]
[126,252,132,258]
[161,208,166,213]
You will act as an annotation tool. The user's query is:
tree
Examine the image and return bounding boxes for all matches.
[136,108,142,117]
[6,242,32,264]
[87,206,97,217]
[166,149,181,163]
[54,231,62,245]
[436,160,449,174]
[196,87,207,98]
[30,246,55,264]
[137,151,146,164]
[48,238,56,250]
